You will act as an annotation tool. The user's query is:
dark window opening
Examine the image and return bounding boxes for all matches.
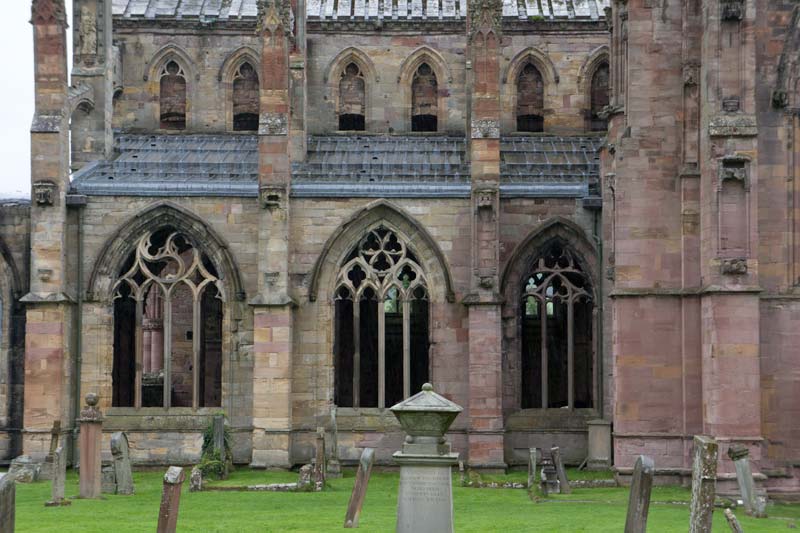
[411,63,438,132]
[520,241,594,409]
[233,62,259,131]
[159,60,186,130]
[590,62,610,132]
[339,62,366,131]
[517,63,544,133]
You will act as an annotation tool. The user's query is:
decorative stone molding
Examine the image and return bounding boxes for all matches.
[475,188,496,210]
[471,119,500,139]
[772,90,789,110]
[33,181,57,206]
[719,157,749,190]
[720,0,744,22]
[260,185,286,209]
[772,6,800,110]
[37,269,53,282]
[31,0,67,26]
[79,393,103,422]
[721,258,748,276]
[259,112,288,136]
[468,0,503,42]
[708,115,757,137]
[683,63,700,86]
[722,97,740,113]
[257,0,294,42]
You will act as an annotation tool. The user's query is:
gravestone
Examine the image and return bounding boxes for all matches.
[689,435,719,533]
[328,407,342,478]
[8,456,40,483]
[189,466,203,492]
[724,509,744,533]
[550,447,571,494]
[0,474,15,533]
[344,447,376,528]
[392,383,462,533]
[726,444,763,517]
[79,392,103,499]
[458,461,465,486]
[45,445,70,507]
[101,464,117,494]
[157,467,185,533]
[539,456,559,496]
[298,464,315,490]
[624,455,654,533]
[40,420,61,481]
[212,415,228,479]
[111,432,135,495]
[314,427,326,486]
[527,448,540,488]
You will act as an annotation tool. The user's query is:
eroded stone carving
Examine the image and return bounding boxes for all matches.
[259,185,285,209]
[720,0,744,22]
[78,5,97,65]
[708,115,757,137]
[259,112,288,136]
[721,258,747,275]
[33,181,56,206]
[468,0,503,41]
[471,118,500,139]
[683,63,700,86]
[257,0,294,43]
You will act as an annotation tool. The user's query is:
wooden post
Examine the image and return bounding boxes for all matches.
[79,393,103,499]
[157,467,186,533]
[344,448,375,528]
[624,455,654,533]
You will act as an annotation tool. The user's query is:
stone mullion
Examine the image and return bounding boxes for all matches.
[163,293,173,409]
[353,297,361,408]
[134,297,144,409]
[567,298,574,410]
[378,294,385,408]
[192,293,201,409]
[402,298,411,400]
[540,298,548,409]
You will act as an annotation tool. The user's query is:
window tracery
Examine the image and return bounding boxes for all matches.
[334,226,430,408]
[159,60,187,130]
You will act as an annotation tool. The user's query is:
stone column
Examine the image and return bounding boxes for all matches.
[464,0,505,471]
[78,393,103,499]
[23,0,74,458]
[391,384,462,533]
[250,0,296,469]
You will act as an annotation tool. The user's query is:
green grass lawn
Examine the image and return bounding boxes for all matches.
[13,468,800,532]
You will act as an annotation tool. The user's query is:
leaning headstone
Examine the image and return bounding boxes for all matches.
[8,456,40,483]
[157,467,185,533]
[0,474,15,533]
[527,448,541,488]
[45,446,70,507]
[189,467,203,493]
[624,455,654,533]
[40,420,61,481]
[314,427,326,486]
[344,448,376,528]
[727,444,762,517]
[392,383,462,533]
[212,415,228,479]
[79,392,103,499]
[689,435,719,533]
[724,509,744,533]
[111,432,135,495]
[550,446,571,494]
[327,406,342,478]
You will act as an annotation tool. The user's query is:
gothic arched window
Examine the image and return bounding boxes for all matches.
[517,63,544,132]
[112,228,223,409]
[521,242,594,409]
[233,62,260,131]
[334,226,430,408]
[338,62,366,131]
[411,63,438,132]
[159,60,187,130]
[590,62,610,132]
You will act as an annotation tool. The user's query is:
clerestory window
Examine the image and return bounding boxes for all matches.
[334,226,430,408]
[112,228,223,409]
[159,60,187,130]
[233,62,260,131]
[517,63,545,133]
[590,62,610,132]
[411,63,438,132]
[521,242,594,409]
[338,62,366,131]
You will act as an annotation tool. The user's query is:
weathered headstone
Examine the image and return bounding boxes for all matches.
[8,456,40,483]
[79,392,103,499]
[344,448,376,528]
[212,415,228,479]
[624,455,654,533]
[392,383,462,533]
[189,466,203,492]
[458,461,465,486]
[550,446,571,494]
[689,435,719,533]
[40,420,62,481]
[724,508,744,533]
[527,448,540,488]
[314,427,326,486]
[111,432,134,495]
[328,406,342,478]
[727,444,763,517]
[45,446,70,507]
[298,464,314,490]
[101,463,117,494]
[0,474,15,533]
[539,460,559,496]
[157,467,185,533]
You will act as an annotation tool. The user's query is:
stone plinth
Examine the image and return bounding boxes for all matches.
[391,383,462,533]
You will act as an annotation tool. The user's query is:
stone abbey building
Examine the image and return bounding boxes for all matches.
[2,0,799,494]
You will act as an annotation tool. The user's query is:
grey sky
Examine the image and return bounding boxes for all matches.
[0,2,73,199]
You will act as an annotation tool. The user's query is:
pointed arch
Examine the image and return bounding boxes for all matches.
[218,46,262,82]
[219,47,262,132]
[309,200,456,303]
[86,202,245,304]
[398,47,451,133]
[325,47,378,84]
[144,43,198,82]
[503,47,559,86]
[325,48,376,131]
[577,45,610,95]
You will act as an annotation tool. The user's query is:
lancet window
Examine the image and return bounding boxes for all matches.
[517,63,545,132]
[232,62,260,131]
[411,63,438,132]
[334,227,430,409]
[159,60,187,130]
[338,62,366,131]
[590,62,610,132]
[521,242,594,409]
[112,228,223,409]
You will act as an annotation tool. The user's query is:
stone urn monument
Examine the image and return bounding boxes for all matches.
[391,383,462,533]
